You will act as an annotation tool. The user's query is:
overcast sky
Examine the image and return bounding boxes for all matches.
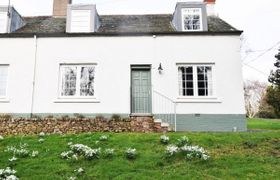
[1,0,280,83]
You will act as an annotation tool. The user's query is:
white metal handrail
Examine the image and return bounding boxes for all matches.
[152,90,177,131]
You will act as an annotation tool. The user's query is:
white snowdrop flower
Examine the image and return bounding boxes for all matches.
[38,138,45,143]
[38,132,45,137]
[8,156,17,162]
[76,167,84,174]
[166,145,178,156]
[72,154,78,160]
[31,151,39,157]
[160,135,169,144]
[99,135,108,141]
[69,176,77,180]
[5,175,19,180]
[0,135,4,140]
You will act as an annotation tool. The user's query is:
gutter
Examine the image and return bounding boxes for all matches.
[30,35,38,118]
[0,31,243,38]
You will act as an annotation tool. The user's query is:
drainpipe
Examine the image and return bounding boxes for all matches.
[6,0,11,33]
[30,35,38,118]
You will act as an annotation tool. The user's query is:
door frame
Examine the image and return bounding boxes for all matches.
[130,64,152,116]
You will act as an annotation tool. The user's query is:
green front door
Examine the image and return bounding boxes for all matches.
[131,67,152,114]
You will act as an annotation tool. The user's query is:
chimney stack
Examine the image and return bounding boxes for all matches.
[53,0,72,17]
[204,0,216,16]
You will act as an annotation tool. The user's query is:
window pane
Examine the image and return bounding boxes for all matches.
[0,66,8,96]
[182,8,202,31]
[187,89,194,96]
[61,66,77,96]
[179,66,194,96]
[197,66,213,96]
[198,89,206,96]
[80,66,95,96]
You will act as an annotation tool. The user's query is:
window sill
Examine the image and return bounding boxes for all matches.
[176,97,221,103]
[54,98,100,103]
[0,98,10,103]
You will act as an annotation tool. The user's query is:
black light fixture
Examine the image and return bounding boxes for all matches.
[158,63,163,73]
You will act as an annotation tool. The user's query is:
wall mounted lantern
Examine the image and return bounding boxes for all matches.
[158,63,163,74]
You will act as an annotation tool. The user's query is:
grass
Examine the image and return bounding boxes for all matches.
[0,119,279,179]
[247,118,280,130]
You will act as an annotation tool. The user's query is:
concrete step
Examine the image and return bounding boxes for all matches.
[154,119,162,123]
[161,122,170,127]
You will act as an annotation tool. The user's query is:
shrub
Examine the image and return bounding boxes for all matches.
[176,136,189,147]
[125,148,137,159]
[160,135,169,144]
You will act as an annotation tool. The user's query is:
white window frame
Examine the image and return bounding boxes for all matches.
[181,8,203,32]
[58,64,96,99]
[0,64,9,100]
[177,63,216,99]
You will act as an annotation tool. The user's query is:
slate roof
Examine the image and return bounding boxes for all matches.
[14,14,239,34]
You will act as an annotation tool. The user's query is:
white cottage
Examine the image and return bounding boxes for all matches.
[0,0,246,131]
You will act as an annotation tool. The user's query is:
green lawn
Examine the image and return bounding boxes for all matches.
[248,118,280,130]
[0,119,280,179]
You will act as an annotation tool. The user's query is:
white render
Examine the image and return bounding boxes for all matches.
[0,35,245,115]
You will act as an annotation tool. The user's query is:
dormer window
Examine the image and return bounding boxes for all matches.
[66,4,100,33]
[182,8,202,31]
[172,2,208,32]
[70,10,91,33]
[0,6,24,34]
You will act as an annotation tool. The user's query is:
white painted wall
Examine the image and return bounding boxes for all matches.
[0,35,245,115]
[0,38,35,113]
[0,12,8,33]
